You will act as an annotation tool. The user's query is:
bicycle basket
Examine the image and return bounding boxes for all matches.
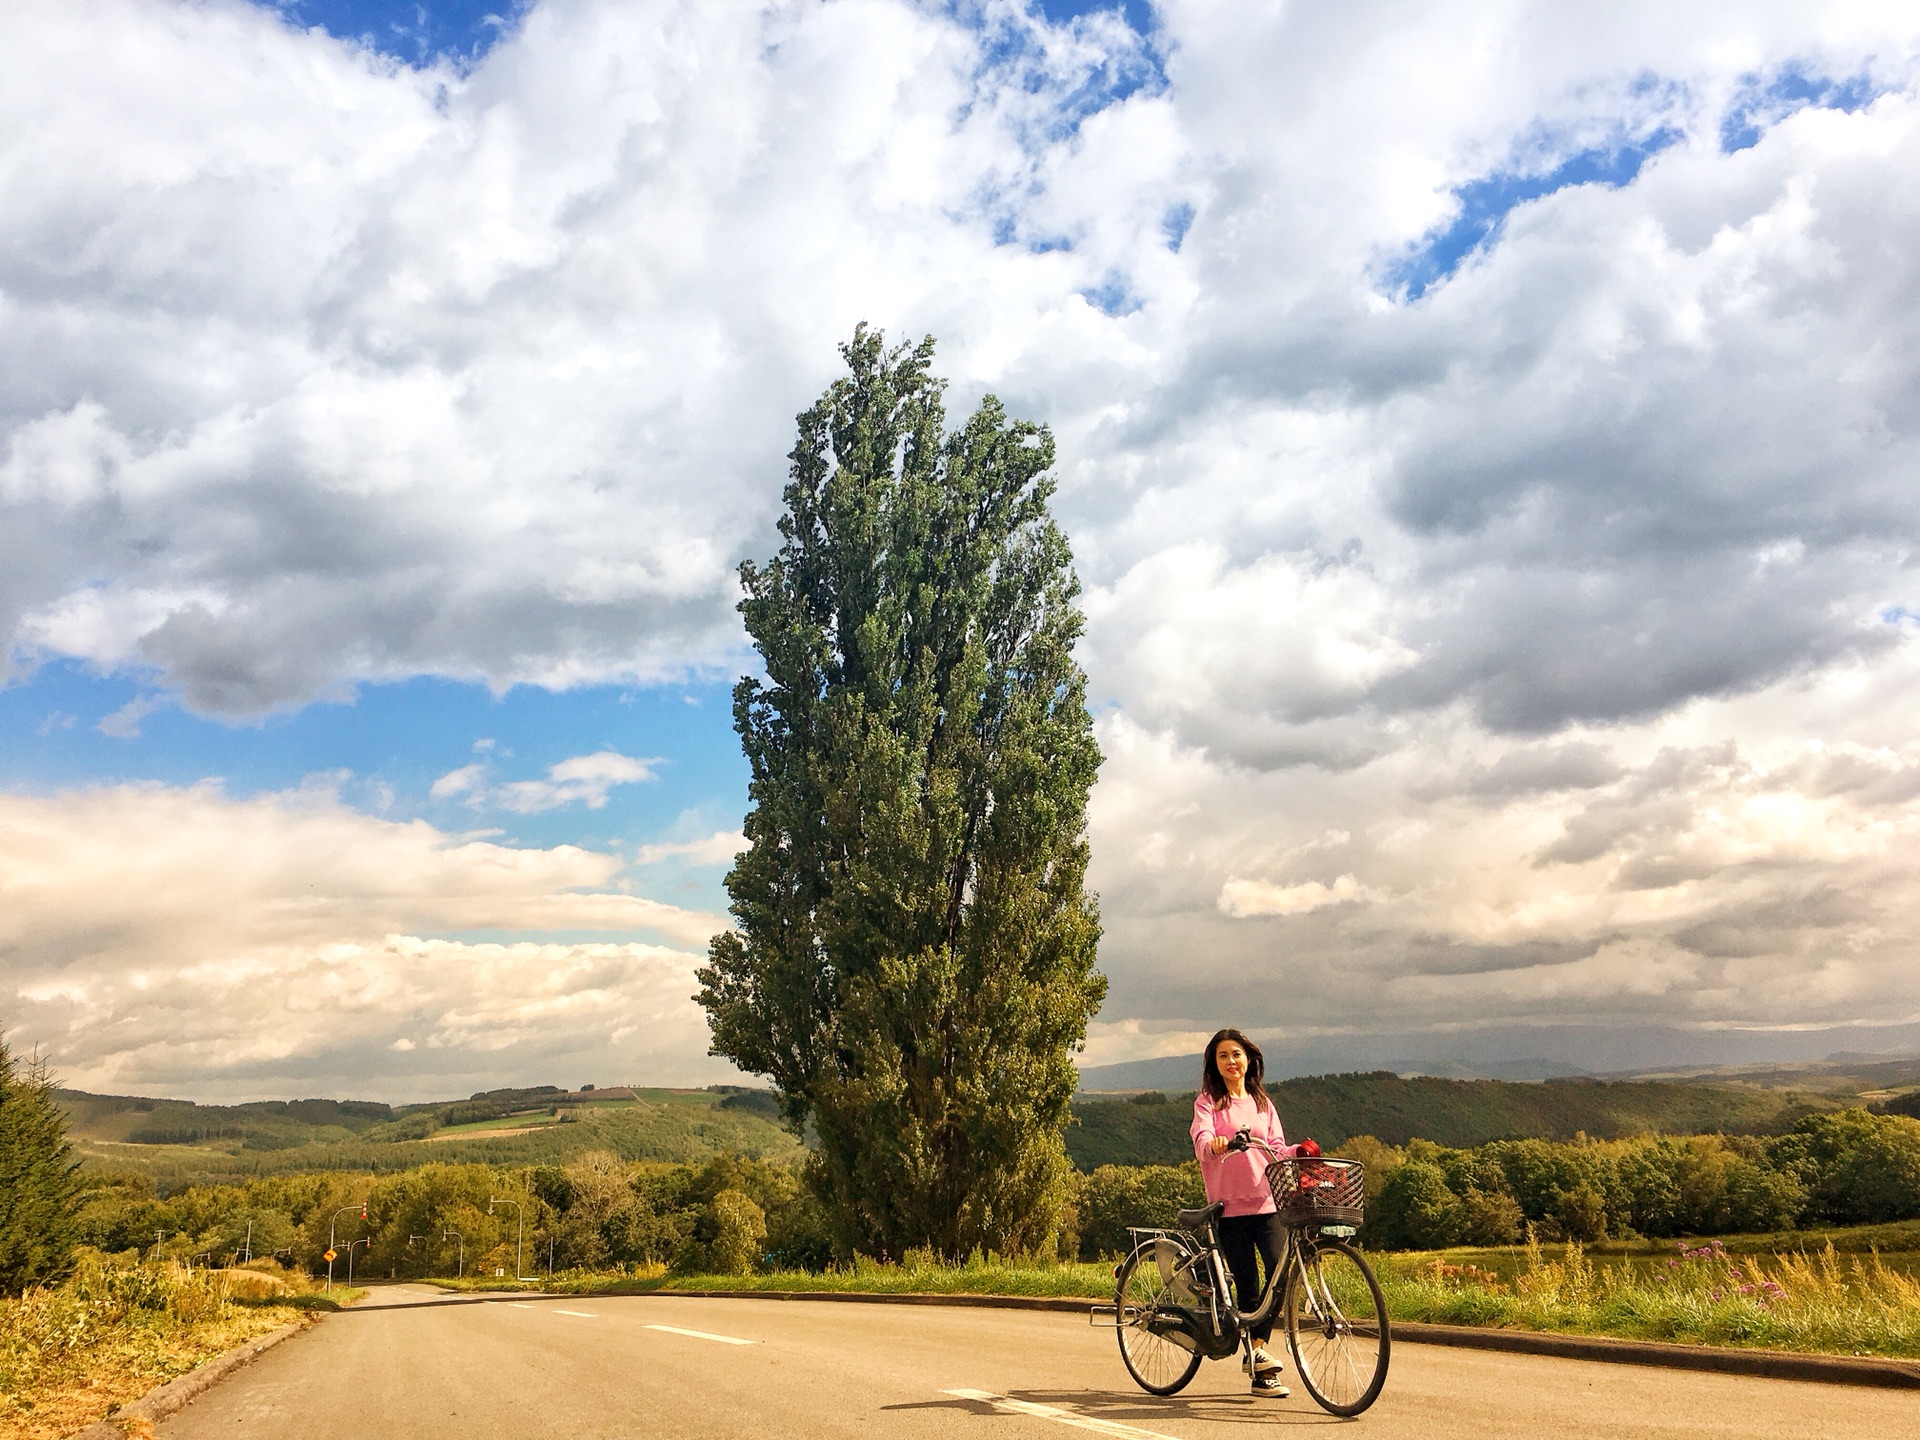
[1265,1156,1366,1228]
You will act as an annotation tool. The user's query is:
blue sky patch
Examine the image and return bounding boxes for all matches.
[1079,271,1141,316]
[1721,66,1885,153]
[1390,125,1684,301]
[1036,0,1154,37]
[265,0,523,67]
[1161,201,1194,252]
[0,660,749,911]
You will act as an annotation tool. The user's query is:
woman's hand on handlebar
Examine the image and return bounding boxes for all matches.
[1208,1134,1230,1155]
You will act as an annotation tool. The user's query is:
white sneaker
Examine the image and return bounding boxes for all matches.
[1242,1345,1283,1377]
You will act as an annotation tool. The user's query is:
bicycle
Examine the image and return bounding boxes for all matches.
[1100,1131,1390,1416]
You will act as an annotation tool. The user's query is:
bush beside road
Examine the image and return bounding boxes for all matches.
[0,1254,361,1440]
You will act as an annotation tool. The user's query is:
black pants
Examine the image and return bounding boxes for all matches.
[1217,1211,1286,1344]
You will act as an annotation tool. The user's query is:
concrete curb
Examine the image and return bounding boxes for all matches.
[357,1287,1920,1389]
[1391,1320,1920,1389]
[68,1321,305,1438]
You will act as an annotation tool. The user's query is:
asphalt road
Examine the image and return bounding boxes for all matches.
[154,1287,1920,1440]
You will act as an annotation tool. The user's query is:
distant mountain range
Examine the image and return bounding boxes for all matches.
[1064,1071,1853,1169]
[1075,1054,1592,1091]
[1076,1049,1920,1096]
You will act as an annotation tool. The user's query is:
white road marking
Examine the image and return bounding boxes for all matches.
[644,1323,757,1346]
[943,1389,1185,1440]
[552,1309,598,1318]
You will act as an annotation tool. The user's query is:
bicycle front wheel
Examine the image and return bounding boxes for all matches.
[1283,1237,1390,1416]
[1114,1243,1203,1396]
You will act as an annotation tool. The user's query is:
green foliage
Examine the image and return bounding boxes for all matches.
[0,1040,82,1295]
[698,327,1105,1261]
[1339,1110,1920,1251]
[68,1151,812,1281]
[1373,1162,1465,1249]
[698,1190,769,1276]
[1073,1163,1204,1258]
[1067,1072,1836,1168]
[1771,1110,1920,1225]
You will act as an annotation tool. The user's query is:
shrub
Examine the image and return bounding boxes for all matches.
[1076,1164,1203,1258]
[705,1190,768,1275]
[1373,1162,1463,1250]
[1458,1188,1524,1246]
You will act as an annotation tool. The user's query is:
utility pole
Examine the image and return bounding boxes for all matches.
[443,1230,464,1279]
[327,1201,367,1289]
[242,1218,253,1264]
[488,1197,526,1281]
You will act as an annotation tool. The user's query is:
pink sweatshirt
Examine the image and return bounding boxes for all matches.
[1190,1091,1293,1217]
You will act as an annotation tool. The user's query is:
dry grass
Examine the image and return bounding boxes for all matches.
[1378,1233,1920,1357]
[0,1255,358,1440]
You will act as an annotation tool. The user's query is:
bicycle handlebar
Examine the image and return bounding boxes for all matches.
[1227,1129,1318,1160]
[1227,1128,1278,1157]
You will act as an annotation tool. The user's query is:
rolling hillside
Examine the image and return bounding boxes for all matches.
[59,1085,799,1191]
[61,1070,1862,1186]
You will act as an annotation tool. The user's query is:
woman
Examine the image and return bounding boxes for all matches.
[1189,1028,1300,1395]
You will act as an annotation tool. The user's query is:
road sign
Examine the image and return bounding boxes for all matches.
[323,1248,337,1263]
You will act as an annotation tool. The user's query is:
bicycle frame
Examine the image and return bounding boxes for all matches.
[1208,1134,1340,1337]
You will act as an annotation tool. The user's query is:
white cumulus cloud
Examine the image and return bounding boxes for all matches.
[0,781,730,1098]
[11,2,1920,1073]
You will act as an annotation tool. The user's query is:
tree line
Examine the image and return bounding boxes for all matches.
[44,1106,1912,1282]
[1364,1109,1920,1249]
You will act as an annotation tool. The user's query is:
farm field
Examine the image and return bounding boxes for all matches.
[59,1087,800,1188]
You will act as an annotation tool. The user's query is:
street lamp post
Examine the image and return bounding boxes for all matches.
[442,1230,465,1279]
[342,1236,369,1285]
[327,1203,366,1289]
[488,1197,526,1281]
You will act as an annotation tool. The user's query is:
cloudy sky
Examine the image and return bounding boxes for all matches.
[7,0,1920,1101]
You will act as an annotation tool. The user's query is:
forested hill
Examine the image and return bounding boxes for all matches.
[1065,1072,1838,1169]
[56,1085,797,1191]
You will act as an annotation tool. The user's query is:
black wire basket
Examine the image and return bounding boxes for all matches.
[1265,1156,1366,1228]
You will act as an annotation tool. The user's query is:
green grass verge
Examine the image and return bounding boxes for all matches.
[414,1226,1920,1359]
[1375,1235,1920,1357]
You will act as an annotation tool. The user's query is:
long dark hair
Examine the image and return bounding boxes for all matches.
[1201,1028,1272,1112]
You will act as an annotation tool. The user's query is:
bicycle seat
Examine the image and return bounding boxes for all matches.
[1176,1201,1225,1230]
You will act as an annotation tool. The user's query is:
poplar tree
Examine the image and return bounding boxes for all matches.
[697,327,1105,1260]
[0,1039,81,1294]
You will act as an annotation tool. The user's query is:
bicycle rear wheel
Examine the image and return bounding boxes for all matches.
[1283,1237,1389,1416]
[1114,1242,1203,1396]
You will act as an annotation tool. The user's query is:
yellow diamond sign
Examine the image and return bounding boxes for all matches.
[323,1248,337,1263]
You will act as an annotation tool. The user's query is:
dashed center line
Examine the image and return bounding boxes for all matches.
[552,1309,598,1318]
[644,1323,758,1346]
[943,1389,1184,1440]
